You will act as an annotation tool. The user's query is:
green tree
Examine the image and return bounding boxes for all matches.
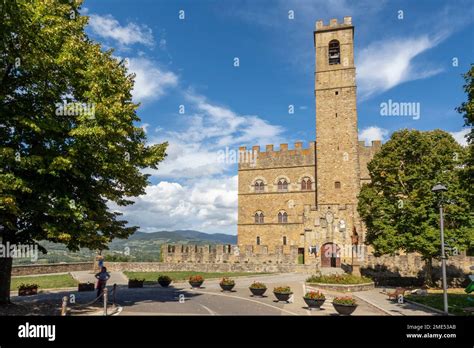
[358,129,473,285]
[0,1,167,303]
[457,65,474,214]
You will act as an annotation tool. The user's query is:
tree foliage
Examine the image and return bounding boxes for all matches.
[358,129,473,262]
[0,0,167,302]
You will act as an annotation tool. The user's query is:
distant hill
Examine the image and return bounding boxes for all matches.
[126,230,237,244]
[14,230,236,265]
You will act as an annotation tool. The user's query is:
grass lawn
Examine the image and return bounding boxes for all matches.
[11,274,78,291]
[406,290,474,316]
[124,271,270,284]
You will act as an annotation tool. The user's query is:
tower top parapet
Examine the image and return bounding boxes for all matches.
[315,16,352,32]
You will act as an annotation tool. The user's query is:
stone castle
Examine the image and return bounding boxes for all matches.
[164,17,381,270]
[237,16,381,267]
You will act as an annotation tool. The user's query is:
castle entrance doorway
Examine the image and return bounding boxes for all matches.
[321,243,340,268]
[297,248,305,264]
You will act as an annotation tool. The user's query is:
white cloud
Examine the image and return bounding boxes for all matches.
[88,14,154,47]
[357,35,444,100]
[359,126,389,145]
[128,57,178,103]
[145,91,285,179]
[110,176,238,234]
[140,123,150,134]
[159,38,167,50]
[450,128,470,146]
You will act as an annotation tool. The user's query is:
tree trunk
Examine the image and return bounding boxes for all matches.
[424,257,433,287]
[0,256,13,304]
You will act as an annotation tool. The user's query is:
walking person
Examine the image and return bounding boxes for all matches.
[95,266,110,298]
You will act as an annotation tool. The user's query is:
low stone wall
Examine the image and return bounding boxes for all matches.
[106,262,318,274]
[361,254,474,287]
[161,244,299,265]
[306,282,375,292]
[12,262,93,276]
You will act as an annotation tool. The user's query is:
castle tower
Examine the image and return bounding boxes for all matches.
[314,17,361,207]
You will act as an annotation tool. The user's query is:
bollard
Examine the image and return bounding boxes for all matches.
[61,296,68,316]
[112,284,117,308]
[103,288,108,316]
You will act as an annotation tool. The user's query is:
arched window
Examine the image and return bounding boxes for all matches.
[254,180,264,193]
[335,181,341,189]
[301,177,312,191]
[278,211,288,223]
[256,236,261,245]
[254,211,264,224]
[277,179,288,192]
[328,40,340,65]
[283,236,287,245]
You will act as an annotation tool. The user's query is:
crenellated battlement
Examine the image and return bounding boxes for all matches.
[315,16,353,31]
[161,244,299,264]
[358,140,382,149]
[238,142,315,170]
[238,141,313,154]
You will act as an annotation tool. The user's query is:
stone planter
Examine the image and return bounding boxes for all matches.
[249,287,267,297]
[273,292,292,303]
[306,282,375,293]
[332,303,358,315]
[18,287,38,296]
[189,281,203,288]
[78,283,95,292]
[158,279,172,288]
[220,283,235,292]
[303,297,325,310]
[128,280,144,288]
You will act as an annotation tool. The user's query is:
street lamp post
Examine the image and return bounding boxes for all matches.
[432,183,449,315]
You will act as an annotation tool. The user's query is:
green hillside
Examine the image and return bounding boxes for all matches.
[13,230,236,265]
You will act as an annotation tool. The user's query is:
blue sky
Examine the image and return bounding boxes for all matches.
[82,0,474,235]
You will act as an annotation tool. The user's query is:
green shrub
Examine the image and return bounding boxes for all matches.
[249,282,266,289]
[158,275,172,282]
[18,283,38,290]
[220,277,235,285]
[306,274,372,284]
[273,286,292,294]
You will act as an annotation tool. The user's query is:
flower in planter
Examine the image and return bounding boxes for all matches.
[304,291,325,300]
[333,296,357,305]
[189,275,204,283]
[249,282,266,289]
[220,277,235,286]
[273,286,292,294]
[129,278,145,282]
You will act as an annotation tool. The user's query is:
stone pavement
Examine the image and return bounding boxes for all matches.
[116,273,387,316]
[7,273,439,316]
[70,270,128,285]
[353,288,438,316]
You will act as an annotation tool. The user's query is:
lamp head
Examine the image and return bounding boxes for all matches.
[432,183,447,193]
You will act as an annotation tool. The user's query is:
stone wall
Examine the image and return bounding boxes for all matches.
[106,262,318,274]
[358,140,382,185]
[361,254,474,287]
[12,262,93,276]
[160,244,298,265]
[237,142,316,250]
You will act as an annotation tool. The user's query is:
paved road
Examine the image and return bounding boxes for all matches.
[353,288,438,316]
[116,273,387,316]
[9,273,438,316]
